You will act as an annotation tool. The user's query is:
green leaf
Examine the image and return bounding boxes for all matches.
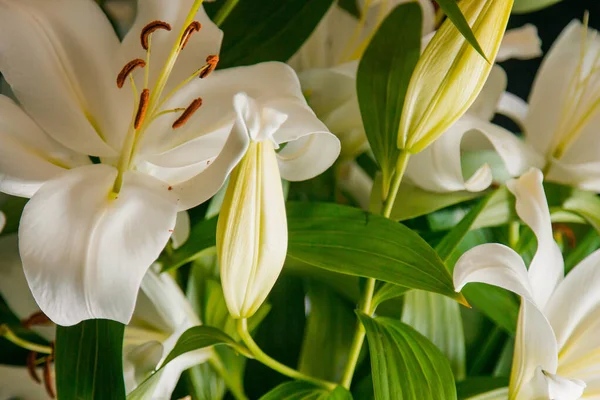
[259,381,353,400]
[359,314,457,400]
[286,202,465,303]
[128,326,251,400]
[371,176,482,222]
[456,377,508,399]
[372,284,411,308]
[436,193,494,263]
[565,228,600,273]
[402,292,466,380]
[0,196,27,235]
[512,0,562,13]
[164,203,464,304]
[298,281,356,382]
[436,0,487,60]
[357,3,421,189]
[206,0,334,68]
[55,319,126,400]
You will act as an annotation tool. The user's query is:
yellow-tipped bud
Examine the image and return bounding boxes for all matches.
[217,140,287,319]
[398,0,514,153]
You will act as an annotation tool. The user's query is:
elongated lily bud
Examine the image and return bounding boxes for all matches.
[399,0,514,153]
[217,138,288,319]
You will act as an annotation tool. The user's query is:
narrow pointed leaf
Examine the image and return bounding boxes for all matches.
[512,0,562,13]
[357,2,421,188]
[359,314,457,400]
[55,319,126,400]
[436,0,487,59]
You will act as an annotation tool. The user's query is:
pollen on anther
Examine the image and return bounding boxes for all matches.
[135,89,151,130]
[168,186,173,191]
[141,20,172,50]
[200,55,219,79]
[26,351,41,384]
[180,21,202,50]
[117,59,146,88]
[173,97,203,129]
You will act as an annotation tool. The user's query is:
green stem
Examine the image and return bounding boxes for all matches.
[340,149,412,389]
[0,325,53,354]
[213,0,240,26]
[236,319,336,391]
[208,356,248,400]
[509,220,520,250]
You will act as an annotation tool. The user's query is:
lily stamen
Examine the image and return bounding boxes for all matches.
[200,55,219,79]
[21,311,52,329]
[44,346,55,399]
[117,59,146,89]
[141,20,172,50]
[173,97,203,128]
[26,351,41,384]
[180,21,202,50]
[135,89,151,129]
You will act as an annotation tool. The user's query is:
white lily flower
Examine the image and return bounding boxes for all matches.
[124,266,212,399]
[454,168,600,399]
[218,91,340,319]
[412,20,600,195]
[0,0,308,326]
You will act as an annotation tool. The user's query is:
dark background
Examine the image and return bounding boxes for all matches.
[503,0,600,99]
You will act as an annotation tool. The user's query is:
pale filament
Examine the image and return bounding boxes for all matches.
[112,0,219,193]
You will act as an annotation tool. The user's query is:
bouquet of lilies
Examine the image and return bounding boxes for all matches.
[1,0,598,399]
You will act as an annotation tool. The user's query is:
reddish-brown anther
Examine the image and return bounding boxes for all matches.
[117,59,146,89]
[141,20,172,50]
[135,89,151,130]
[180,21,202,50]
[26,351,41,384]
[199,55,219,79]
[173,98,203,129]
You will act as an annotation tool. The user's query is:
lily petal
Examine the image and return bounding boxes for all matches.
[121,0,223,93]
[528,367,586,400]
[525,21,600,160]
[171,211,191,250]
[469,66,508,122]
[497,92,529,129]
[496,24,542,62]
[141,62,301,155]
[270,98,341,181]
[453,243,536,303]
[170,110,250,211]
[0,0,128,156]
[406,116,543,193]
[511,301,559,400]
[19,164,179,326]
[464,387,509,400]
[545,249,600,371]
[0,234,55,341]
[547,159,600,193]
[507,168,564,308]
[0,96,90,198]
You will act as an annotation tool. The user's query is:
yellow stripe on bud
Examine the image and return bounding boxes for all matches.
[399,0,514,153]
[217,140,287,319]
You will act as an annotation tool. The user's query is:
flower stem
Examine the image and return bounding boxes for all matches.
[340,149,412,389]
[236,319,336,391]
[213,0,240,26]
[0,324,53,354]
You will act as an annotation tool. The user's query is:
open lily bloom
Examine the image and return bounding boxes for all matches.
[0,0,314,326]
[455,169,600,399]
[412,20,600,194]
[124,266,211,399]
[218,90,340,319]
